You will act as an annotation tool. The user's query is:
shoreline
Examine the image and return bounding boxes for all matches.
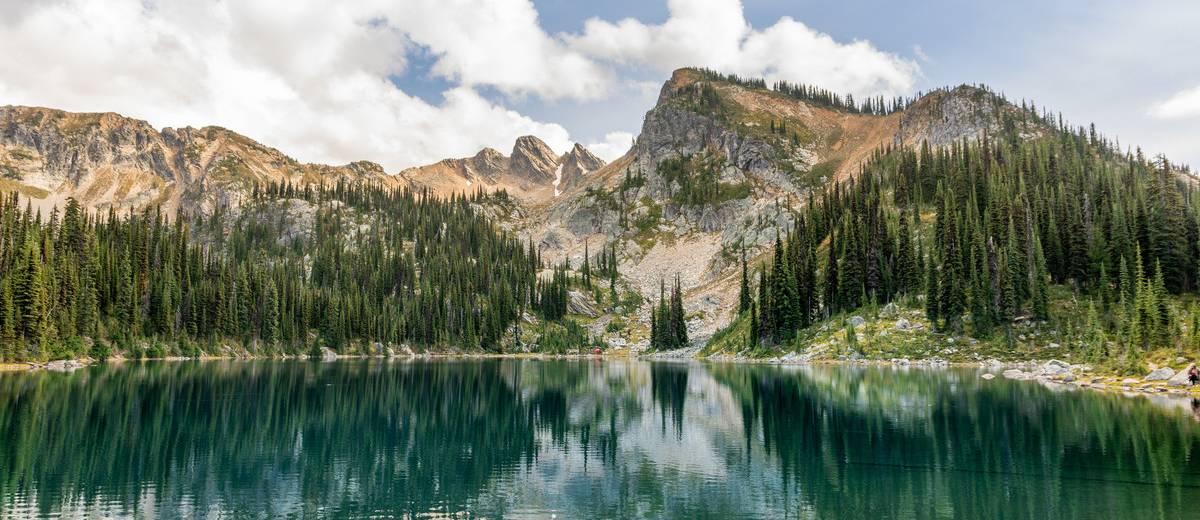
[6,353,1200,399]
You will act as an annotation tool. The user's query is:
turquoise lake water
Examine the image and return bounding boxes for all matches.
[2,359,1200,519]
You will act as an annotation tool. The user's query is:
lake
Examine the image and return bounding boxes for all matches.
[2,359,1200,519]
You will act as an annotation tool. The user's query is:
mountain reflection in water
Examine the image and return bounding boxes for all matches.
[2,359,1199,519]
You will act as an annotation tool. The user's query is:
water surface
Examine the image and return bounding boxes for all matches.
[2,359,1199,519]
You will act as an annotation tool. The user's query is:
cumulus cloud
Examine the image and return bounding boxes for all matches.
[391,0,611,101]
[585,131,636,161]
[1150,86,1200,119]
[0,0,583,170]
[0,0,923,170]
[568,0,919,100]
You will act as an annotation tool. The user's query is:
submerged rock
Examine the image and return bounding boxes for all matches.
[1003,369,1030,380]
[45,360,86,372]
[981,373,996,380]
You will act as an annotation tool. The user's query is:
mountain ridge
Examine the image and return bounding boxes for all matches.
[4,67,1181,347]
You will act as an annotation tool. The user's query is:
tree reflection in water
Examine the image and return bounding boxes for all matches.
[1,360,1199,519]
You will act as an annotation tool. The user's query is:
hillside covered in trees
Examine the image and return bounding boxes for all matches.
[0,182,600,361]
[2,67,1198,372]
[715,107,1199,372]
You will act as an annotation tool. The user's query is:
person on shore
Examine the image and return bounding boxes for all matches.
[1190,364,1199,387]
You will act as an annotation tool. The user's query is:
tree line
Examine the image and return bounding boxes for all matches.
[742,118,1198,362]
[0,181,584,361]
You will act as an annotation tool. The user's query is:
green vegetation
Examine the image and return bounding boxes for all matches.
[732,105,1199,371]
[648,276,688,351]
[690,67,919,115]
[656,153,751,207]
[0,182,605,361]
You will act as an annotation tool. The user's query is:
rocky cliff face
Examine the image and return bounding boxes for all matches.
[509,135,560,186]
[895,85,1046,147]
[398,136,605,202]
[557,143,605,192]
[0,105,393,214]
[521,68,1043,344]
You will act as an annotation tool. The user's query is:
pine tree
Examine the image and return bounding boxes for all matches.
[738,247,752,314]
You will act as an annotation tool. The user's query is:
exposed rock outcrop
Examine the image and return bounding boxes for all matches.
[557,143,606,192]
[509,135,560,185]
[0,105,394,214]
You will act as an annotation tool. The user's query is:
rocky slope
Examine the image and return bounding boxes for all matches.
[518,68,1044,344]
[396,136,606,202]
[0,69,1055,348]
[0,105,396,214]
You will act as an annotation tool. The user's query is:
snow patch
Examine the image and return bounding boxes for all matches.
[552,163,563,197]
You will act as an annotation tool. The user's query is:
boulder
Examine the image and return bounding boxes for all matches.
[45,360,85,372]
[849,315,866,327]
[1121,378,1140,385]
[1042,360,1070,376]
[894,318,911,331]
[1168,364,1196,387]
[1002,369,1030,380]
[1144,367,1175,381]
[321,347,338,361]
[880,302,900,318]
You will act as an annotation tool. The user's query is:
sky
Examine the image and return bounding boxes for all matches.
[0,0,1196,170]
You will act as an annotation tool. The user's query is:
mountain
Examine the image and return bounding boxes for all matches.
[4,66,1194,361]
[521,68,1045,340]
[0,105,395,214]
[396,136,606,202]
[0,68,1059,347]
[557,143,606,193]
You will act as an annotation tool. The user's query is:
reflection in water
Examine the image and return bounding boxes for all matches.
[2,360,1200,518]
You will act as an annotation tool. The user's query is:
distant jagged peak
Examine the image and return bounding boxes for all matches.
[561,143,604,169]
[469,147,507,174]
[510,135,560,184]
[556,143,607,193]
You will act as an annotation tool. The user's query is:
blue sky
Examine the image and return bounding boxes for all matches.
[494,0,1199,167]
[1,0,1196,169]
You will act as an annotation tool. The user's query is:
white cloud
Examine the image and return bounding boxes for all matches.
[585,131,636,161]
[913,44,932,63]
[1150,85,1200,119]
[568,0,919,100]
[0,0,583,170]
[389,0,612,101]
[0,0,924,171]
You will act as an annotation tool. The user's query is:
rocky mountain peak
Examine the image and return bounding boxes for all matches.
[895,84,1042,147]
[469,147,508,177]
[509,135,559,184]
[557,143,606,192]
